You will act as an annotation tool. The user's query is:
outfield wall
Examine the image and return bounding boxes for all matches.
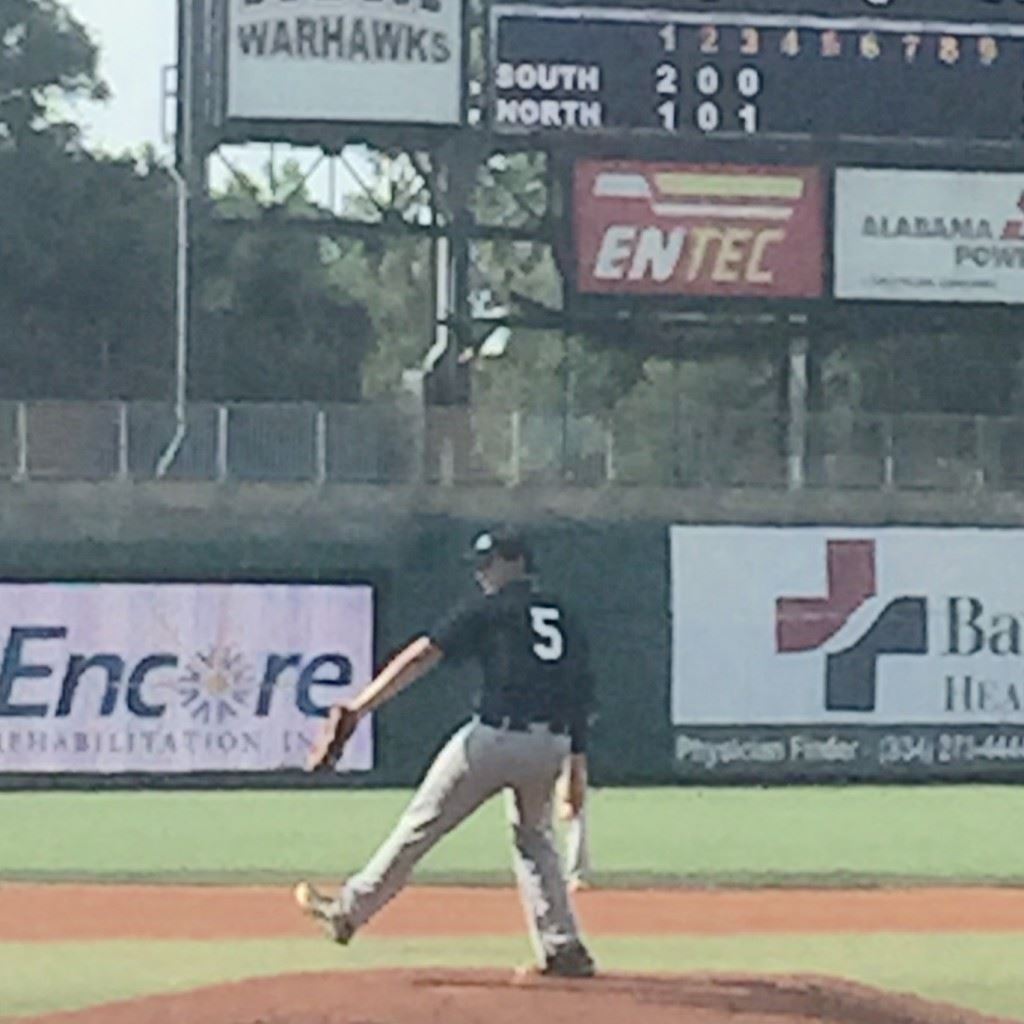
[4,482,1024,786]
[0,519,671,786]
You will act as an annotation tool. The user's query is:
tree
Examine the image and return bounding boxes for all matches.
[0,2,177,398]
[0,142,176,398]
[0,0,107,150]
[820,335,1019,417]
[0,3,378,404]
[318,152,435,398]
[328,234,433,399]
[193,161,374,402]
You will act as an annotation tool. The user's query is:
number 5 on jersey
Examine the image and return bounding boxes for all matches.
[530,606,565,662]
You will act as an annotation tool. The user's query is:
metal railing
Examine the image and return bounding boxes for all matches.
[1,400,1024,491]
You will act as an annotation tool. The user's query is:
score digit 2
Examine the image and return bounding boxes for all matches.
[655,61,679,131]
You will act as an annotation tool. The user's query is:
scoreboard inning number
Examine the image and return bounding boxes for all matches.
[491,6,1024,143]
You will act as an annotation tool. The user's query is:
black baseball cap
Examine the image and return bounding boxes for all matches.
[468,526,534,570]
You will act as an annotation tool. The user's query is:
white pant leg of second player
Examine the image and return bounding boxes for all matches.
[564,804,591,888]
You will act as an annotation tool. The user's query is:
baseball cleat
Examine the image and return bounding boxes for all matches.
[513,942,596,981]
[293,881,354,945]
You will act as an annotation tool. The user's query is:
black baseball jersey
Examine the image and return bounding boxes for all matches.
[429,578,595,753]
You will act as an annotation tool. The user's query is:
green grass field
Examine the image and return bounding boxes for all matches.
[2,786,1024,1020]
[4,785,1024,886]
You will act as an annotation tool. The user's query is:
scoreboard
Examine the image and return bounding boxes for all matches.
[491,3,1024,143]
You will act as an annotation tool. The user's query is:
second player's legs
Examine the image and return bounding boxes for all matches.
[504,731,582,963]
[341,721,499,930]
[564,805,590,887]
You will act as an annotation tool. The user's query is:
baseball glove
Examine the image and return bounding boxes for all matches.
[307,703,360,772]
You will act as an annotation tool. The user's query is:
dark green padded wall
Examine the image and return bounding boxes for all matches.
[0,519,674,786]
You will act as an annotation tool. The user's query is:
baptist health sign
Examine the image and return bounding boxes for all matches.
[227,0,463,124]
[0,584,374,773]
[671,526,1024,726]
[834,168,1024,304]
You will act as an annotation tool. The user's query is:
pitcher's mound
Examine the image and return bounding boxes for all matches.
[13,969,1020,1024]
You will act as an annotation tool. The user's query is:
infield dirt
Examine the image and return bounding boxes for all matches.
[5,883,1024,940]
[6,969,1021,1024]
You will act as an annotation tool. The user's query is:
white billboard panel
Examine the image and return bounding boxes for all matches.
[671,526,1024,725]
[0,583,374,773]
[227,0,462,125]
[835,168,1024,304]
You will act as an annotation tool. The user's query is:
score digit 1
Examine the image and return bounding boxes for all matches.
[737,66,761,134]
[658,22,679,128]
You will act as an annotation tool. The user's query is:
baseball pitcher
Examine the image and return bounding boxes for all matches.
[295,526,597,979]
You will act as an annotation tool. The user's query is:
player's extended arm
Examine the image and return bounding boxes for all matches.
[306,636,442,771]
[351,636,443,717]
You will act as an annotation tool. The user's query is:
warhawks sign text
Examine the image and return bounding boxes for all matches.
[227,0,463,125]
[236,0,451,63]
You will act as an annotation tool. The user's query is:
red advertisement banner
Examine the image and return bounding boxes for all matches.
[574,161,824,298]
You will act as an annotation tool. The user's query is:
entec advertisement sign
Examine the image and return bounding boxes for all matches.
[573,161,824,298]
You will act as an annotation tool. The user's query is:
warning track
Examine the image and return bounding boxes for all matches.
[4,884,1024,941]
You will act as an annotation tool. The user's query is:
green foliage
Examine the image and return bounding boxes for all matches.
[194,162,373,402]
[0,0,378,404]
[323,234,433,399]
[0,139,176,397]
[822,337,1019,416]
[467,153,780,428]
[0,1,174,398]
[315,152,435,397]
[3,1,1009,422]
[0,0,107,148]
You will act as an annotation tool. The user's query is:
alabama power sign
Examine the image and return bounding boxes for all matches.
[0,583,374,774]
[835,168,1024,304]
[573,161,824,298]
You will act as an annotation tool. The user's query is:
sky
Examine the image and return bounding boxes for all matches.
[62,0,335,199]
[64,0,178,157]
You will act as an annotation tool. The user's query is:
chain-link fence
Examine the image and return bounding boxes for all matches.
[3,399,1024,491]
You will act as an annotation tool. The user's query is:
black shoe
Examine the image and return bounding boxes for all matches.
[517,942,596,980]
